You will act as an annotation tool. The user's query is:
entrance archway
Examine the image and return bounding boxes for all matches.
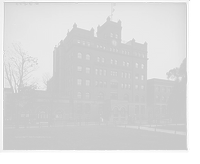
[37,108,49,122]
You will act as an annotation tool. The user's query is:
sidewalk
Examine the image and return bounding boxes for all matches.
[118,125,186,136]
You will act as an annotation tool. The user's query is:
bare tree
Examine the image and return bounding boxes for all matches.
[4,43,38,93]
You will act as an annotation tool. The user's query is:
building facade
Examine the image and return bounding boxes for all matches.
[147,78,175,119]
[3,88,13,121]
[51,17,148,122]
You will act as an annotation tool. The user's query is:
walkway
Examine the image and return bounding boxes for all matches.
[117,125,186,136]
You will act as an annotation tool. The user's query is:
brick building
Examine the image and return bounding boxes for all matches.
[147,78,175,119]
[51,17,148,122]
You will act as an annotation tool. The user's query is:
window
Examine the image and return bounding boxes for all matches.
[125,73,127,78]
[77,66,82,71]
[110,33,113,37]
[116,34,118,38]
[86,54,90,60]
[141,85,144,90]
[102,58,105,63]
[135,105,139,114]
[162,105,166,114]
[141,96,145,103]
[124,94,129,100]
[141,64,144,69]
[135,74,139,80]
[87,42,90,46]
[155,86,160,92]
[77,40,80,43]
[99,69,102,75]
[95,81,98,86]
[135,63,138,68]
[128,73,131,79]
[99,81,103,87]
[141,105,144,114]
[86,93,90,99]
[121,72,123,78]
[111,59,113,64]
[124,84,127,89]
[77,92,81,99]
[76,103,82,114]
[77,79,82,85]
[97,57,100,62]
[115,60,117,65]
[123,61,125,66]
[98,92,104,99]
[121,83,124,88]
[162,96,166,102]
[156,105,160,114]
[95,69,98,75]
[7,95,11,102]
[110,82,118,89]
[113,107,118,116]
[135,85,138,89]
[86,67,90,74]
[99,104,104,114]
[78,53,82,59]
[135,95,139,102]
[156,95,160,102]
[86,80,90,86]
[82,41,85,45]
[141,75,144,80]
[127,62,129,67]
[128,84,131,89]
[56,110,63,118]
[104,70,106,76]
[85,104,90,114]
[111,71,117,76]
[104,82,107,87]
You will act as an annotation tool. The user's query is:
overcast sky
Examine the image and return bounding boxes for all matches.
[4,2,186,88]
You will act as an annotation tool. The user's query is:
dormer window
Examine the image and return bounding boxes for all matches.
[110,33,113,37]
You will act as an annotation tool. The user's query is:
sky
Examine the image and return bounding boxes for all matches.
[4,2,187,89]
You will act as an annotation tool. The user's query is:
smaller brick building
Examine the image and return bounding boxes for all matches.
[147,78,175,119]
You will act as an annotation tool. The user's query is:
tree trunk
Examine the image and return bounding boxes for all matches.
[15,105,19,129]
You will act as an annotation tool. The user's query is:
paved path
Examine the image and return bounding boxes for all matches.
[117,125,186,136]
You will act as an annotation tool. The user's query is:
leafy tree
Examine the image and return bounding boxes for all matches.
[167,58,187,123]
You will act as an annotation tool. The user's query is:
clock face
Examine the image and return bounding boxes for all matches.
[112,40,117,46]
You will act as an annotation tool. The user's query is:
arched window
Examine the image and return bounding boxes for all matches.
[86,54,90,60]
[124,94,129,101]
[77,91,82,99]
[85,92,91,99]
[135,95,139,102]
[98,92,104,99]
[21,110,30,118]
[135,63,138,68]
[156,95,160,102]
[113,107,118,116]
[97,56,101,62]
[56,110,63,118]
[162,96,166,102]
[77,53,82,59]
[121,108,125,116]
[141,96,145,102]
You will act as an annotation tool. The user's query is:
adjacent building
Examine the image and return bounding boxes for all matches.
[147,78,175,119]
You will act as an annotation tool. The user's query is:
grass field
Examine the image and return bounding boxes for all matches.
[3,125,187,150]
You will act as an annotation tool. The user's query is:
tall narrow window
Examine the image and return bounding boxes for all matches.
[102,58,105,63]
[86,93,90,99]
[135,63,138,68]
[77,66,82,71]
[77,79,82,85]
[104,70,106,76]
[77,92,81,99]
[86,80,90,86]
[95,69,98,75]
[97,57,100,62]
[78,53,82,59]
[141,64,144,69]
[86,67,90,74]
[86,54,90,60]
[141,75,144,80]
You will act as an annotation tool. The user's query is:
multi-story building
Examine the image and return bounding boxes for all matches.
[51,17,148,122]
[3,88,13,120]
[147,78,175,119]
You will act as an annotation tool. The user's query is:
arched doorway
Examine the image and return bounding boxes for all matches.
[148,111,152,120]
[37,108,49,122]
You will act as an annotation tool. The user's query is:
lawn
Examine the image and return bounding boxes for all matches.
[3,125,187,150]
